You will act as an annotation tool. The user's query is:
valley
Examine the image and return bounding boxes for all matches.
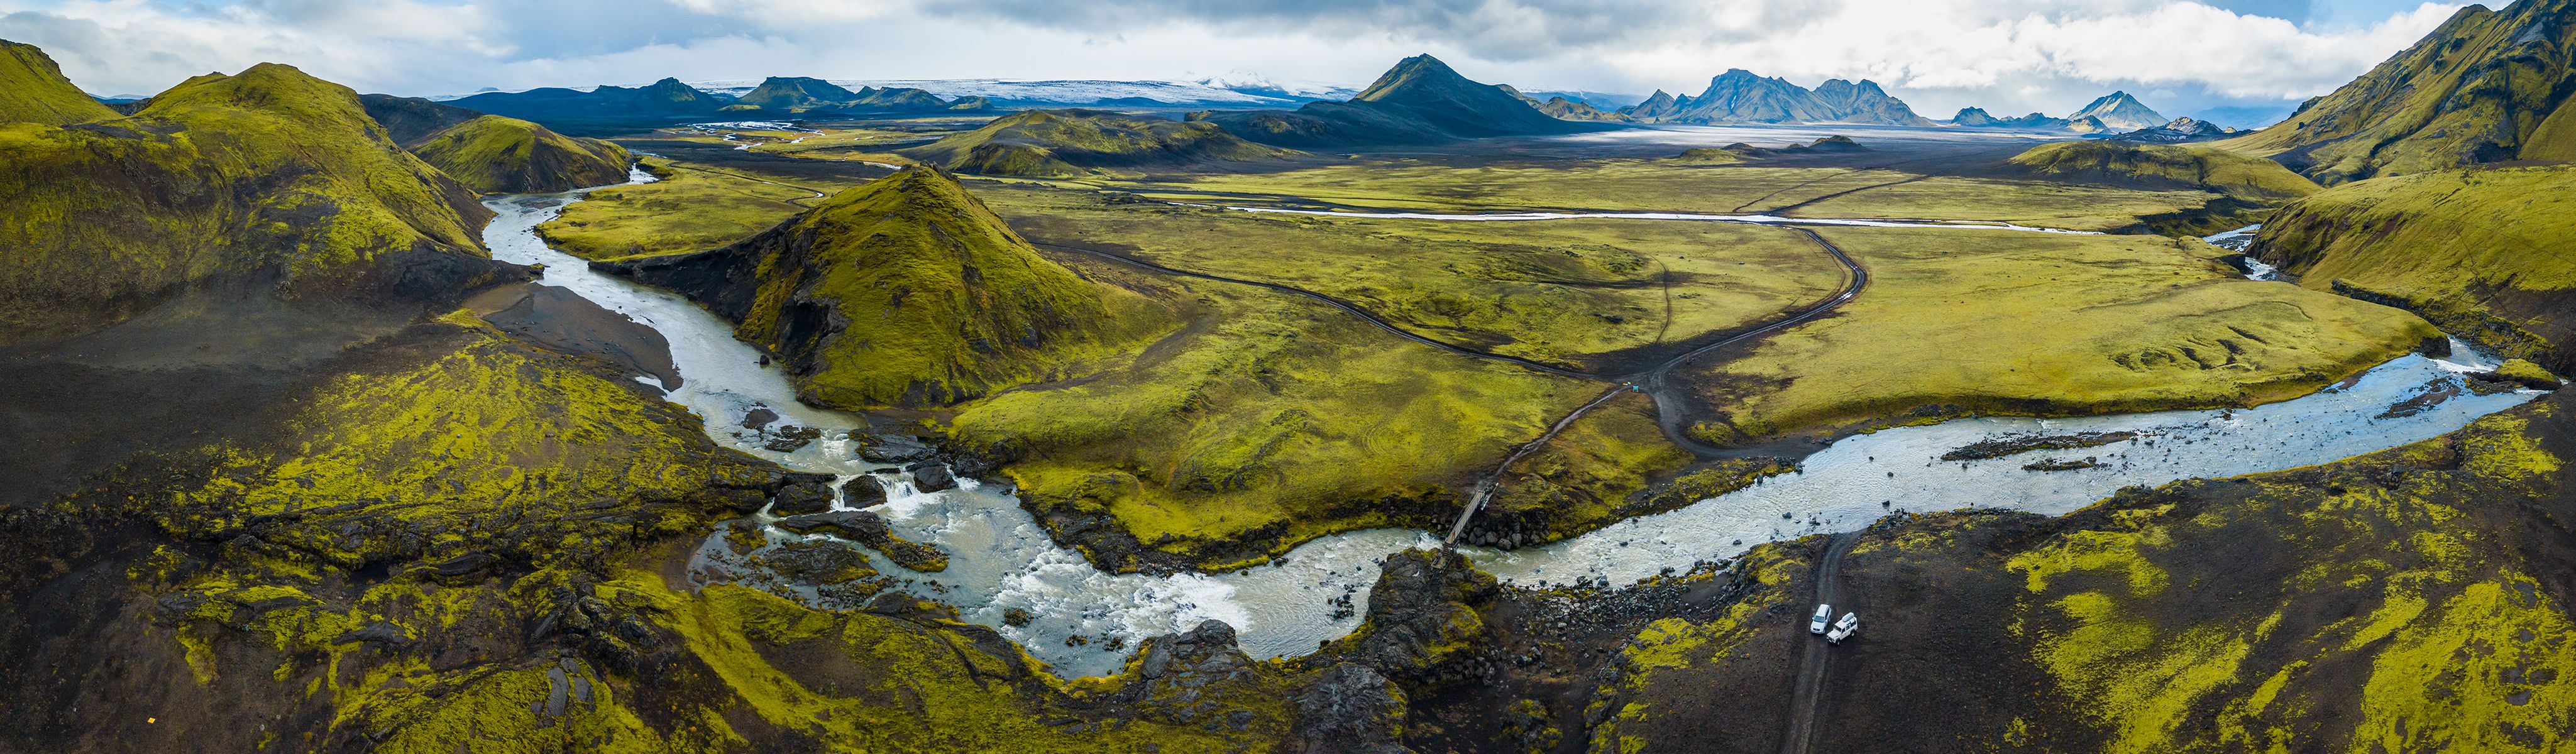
[6,3,2576,750]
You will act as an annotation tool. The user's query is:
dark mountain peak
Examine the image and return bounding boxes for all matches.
[1353,53,1474,102]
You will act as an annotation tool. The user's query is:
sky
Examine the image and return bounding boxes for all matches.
[0,0,2484,126]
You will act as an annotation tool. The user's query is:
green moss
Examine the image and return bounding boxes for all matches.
[0,59,496,343]
[900,109,1294,177]
[1669,148,1743,164]
[537,157,859,261]
[0,40,119,125]
[2255,165,2576,365]
[405,114,632,194]
[2007,140,2320,204]
[165,325,769,569]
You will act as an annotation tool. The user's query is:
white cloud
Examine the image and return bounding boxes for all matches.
[0,0,2469,117]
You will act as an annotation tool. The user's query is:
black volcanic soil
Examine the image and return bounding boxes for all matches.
[469,283,682,389]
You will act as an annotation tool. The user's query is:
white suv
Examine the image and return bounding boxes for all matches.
[1827,613,1861,644]
[1810,604,1832,634]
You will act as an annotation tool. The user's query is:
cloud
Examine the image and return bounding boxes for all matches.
[0,0,2467,117]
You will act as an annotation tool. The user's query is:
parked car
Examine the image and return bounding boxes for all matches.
[1810,603,1832,634]
[1827,612,1861,644]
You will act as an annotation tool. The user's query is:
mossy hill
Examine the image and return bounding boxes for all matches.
[2008,140,2321,206]
[899,109,1294,177]
[1200,54,1604,148]
[0,53,515,345]
[2220,0,2576,183]
[2254,163,2576,369]
[605,167,1172,408]
[404,114,633,194]
[357,92,484,143]
[0,40,118,125]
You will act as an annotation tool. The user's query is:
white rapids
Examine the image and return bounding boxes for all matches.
[478,170,2543,678]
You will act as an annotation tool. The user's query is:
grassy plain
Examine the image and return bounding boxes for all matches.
[984,184,1849,370]
[537,157,864,260]
[1682,227,2437,444]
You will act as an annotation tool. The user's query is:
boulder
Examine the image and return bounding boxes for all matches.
[909,462,956,493]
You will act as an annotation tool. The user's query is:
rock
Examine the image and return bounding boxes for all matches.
[770,481,834,516]
[839,475,887,506]
[856,434,937,463]
[1292,664,1409,754]
[1003,608,1033,626]
[739,408,779,429]
[910,462,956,493]
[2417,337,2452,358]
[773,510,950,572]
[1327,549,1497,681]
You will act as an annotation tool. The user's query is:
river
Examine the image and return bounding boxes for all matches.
[481,170,2543,678]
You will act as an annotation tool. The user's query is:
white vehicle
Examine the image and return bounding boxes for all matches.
[1827,613,1861,644]
[1810,604,1832,635]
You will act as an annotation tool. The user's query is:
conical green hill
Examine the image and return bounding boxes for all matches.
[405,114,632,194]
[608,166,1171,408]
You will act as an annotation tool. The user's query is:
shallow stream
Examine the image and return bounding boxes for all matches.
[482,172,2541,678]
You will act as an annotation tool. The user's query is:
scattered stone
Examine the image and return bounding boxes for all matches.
[1943,431,2137,461]
[739,408,779,429]
[839,475,888,506]
[1003,608,1033,626]
[773,510,950,572]
[2021,457,2101,472]
[856,434,937,463]
[909,462,956,493]
[769,481,834,516]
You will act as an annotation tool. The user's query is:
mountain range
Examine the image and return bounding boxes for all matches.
[1946,91,2169,132]
[728,76,987,114]
[1620,69,1932,126]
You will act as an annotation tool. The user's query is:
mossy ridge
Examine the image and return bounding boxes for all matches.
[610,166,1179,410]
[1685,227,2436,447]
[1588,393,2576,752]
[899,109,1296,177]
[0,38,119,125]
[947,282,1594,571]
[161,319,777,572]
[405,114,633,194]
[0,56,508,344]
[2252,164,2576,370]
[2006,140,2321,204]
[2215,0,2576,183]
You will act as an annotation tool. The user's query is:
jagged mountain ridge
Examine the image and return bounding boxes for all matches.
[2066,91,2168,130]
[1619,69,1931,126]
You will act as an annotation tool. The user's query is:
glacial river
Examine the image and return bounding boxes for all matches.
[483,172,2542,678]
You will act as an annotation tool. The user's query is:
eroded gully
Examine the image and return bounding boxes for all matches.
[482,171,2545,679]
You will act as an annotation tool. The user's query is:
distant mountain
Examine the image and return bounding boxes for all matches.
[2106,117,2241,144]
[2220,0,2576,183]
[1497,85,1629,122]
[446,77,736,127]
[404,115,632,194]
[898,109,1294,177]
[602,167,1170,408]
[1198,54,1607,149]
[2066,91,2167,131]
[694,77,1340,109]
[1618,69,1930,126]
[1947,107,2070,129]
[729,76,983,114]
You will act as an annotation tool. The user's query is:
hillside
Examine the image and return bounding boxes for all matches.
[2005,140,2319,234]
[0,40,118,124]
[899,109,1292,177]
[404,114,633,193]
[2219,0,2576,183]
[357,93,483,143]
[1499,84,1628,121]
[1621,69,1930,125]
[0,52,514,344]
[603,167,1172,408]
[2252,164,2576,368]
[1200,54,1602,148]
